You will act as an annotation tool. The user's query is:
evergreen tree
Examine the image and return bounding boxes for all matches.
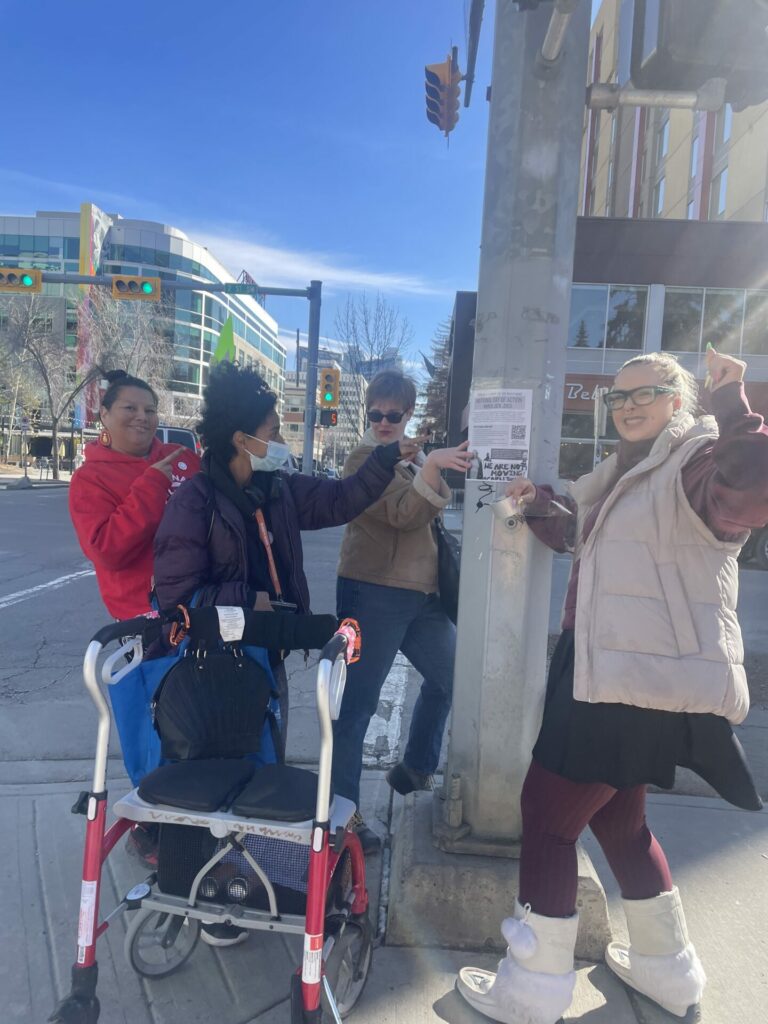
[419,318,452,440]
[574,318,590,348]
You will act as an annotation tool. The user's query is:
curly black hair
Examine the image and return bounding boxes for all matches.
[197,361,277,460]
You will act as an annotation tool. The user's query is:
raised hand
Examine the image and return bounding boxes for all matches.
[424,440,475,474]
[504,478,537,507]
[397,434,426,462]
[151,447,187,481]
[705,345,746,393]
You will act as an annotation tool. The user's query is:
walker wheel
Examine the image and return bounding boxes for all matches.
[124,908,200,977]
[322,914,373,1019]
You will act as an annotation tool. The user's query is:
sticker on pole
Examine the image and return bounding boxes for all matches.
[468,388,532,482]
[302,932,323,984]
[77,880,98,949]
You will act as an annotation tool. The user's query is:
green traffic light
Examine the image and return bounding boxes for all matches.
[141,281,154,294]
[324,392,334,402]
[21,274,34,287]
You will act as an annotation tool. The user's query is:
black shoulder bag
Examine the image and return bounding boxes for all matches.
[434,517,461,625]
[152,638,274,762]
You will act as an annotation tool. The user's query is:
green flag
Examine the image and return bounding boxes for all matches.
[212,316,236,364]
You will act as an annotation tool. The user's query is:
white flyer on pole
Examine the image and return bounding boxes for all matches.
[468,388,533,481]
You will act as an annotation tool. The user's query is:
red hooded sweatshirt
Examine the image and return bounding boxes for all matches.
[69,438,200,619]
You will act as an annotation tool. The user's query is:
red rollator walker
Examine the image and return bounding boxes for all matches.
[49,607,372,1024]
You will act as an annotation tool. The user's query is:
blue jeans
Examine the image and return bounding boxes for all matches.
[331,576,456,806]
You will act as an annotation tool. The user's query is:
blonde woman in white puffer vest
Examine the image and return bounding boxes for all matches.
[458,349,767,1024]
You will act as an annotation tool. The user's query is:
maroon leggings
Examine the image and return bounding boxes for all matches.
[518,760,673,918]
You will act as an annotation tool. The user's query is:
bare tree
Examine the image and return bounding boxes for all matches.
[76,289,175,396]
[0,332,40,464]
[1,296,101,479]
[333,293,414,436]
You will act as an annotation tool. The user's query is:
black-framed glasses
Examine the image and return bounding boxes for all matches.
[602,385,677,411]
[368,409,406,424]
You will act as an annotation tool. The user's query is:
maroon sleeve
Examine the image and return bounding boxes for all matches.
[524,485,578,553]
[682,382,768,540]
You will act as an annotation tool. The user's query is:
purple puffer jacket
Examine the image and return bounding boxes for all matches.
[153,452,396,614]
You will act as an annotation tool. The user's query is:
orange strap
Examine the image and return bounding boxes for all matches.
[169,604,191,648]
[254,508,284,601]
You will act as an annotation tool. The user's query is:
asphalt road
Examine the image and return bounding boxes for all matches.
[1,486,766,782]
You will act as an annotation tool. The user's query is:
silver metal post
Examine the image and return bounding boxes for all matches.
[302,281,322,475]
[540,0,578,65]
[444,0,590,848]
[588,77,726,112]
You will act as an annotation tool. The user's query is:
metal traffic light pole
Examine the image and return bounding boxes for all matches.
[24,271,324,475]
[387,0,609,955]
[443,0,590,847]
[302,281,322,475]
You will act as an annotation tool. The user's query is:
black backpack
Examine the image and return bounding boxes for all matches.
[152,644,274,762]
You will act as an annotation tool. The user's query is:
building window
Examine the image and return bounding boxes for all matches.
[702,289,744,354]
[656,115,670,162]
[743,292,768,355]
[690,135,699,180]
[31,314,54,334]
[606,286,648,349]
[716,103,733,148]
[568,285,608,348]
[653,176,665,216]
[709,167,728,219]
[661,288,704,352]
[687,199,696,219]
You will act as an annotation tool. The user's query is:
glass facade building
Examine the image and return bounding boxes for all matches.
[0,205,284,418]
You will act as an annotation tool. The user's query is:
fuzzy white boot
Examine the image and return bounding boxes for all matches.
[605,887,706,1018]
[457,901,578,1024]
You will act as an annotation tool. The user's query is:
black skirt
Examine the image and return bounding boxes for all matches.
[532,630,762,811]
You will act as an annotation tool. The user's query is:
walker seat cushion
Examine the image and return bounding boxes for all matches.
[138,759,255,812]
[230,764,329,822]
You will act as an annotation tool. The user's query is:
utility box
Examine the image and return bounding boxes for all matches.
[618,0,768,110]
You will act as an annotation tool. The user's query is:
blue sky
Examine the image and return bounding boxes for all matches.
[1,0,503,371]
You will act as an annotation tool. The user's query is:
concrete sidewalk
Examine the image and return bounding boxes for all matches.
[3,753,765,1023]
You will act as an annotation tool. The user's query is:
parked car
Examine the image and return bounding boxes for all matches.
[155,426,202,457]
[739,526,768,570]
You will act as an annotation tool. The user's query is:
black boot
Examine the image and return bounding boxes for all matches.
[386,761,434,796]
[350,811,381,855]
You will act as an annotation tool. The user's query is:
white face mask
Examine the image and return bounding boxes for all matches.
[242,433,290,473]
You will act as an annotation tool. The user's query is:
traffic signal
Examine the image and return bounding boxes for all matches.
[111,275,161,301]
[425,48,461,136]
[0,267,42,293]
[319,409,339,427]
[319,368,341,408]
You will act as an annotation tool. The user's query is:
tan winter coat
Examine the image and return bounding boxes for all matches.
[337,430,450,592]
[569,413,750,725]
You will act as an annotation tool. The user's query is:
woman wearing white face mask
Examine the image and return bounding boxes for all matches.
[153,360,418,733]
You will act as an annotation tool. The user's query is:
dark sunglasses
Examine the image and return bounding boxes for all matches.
[368,409,406,424]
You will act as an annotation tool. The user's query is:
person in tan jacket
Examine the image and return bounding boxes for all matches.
[331,371,473,852]
[458,349,767,1024]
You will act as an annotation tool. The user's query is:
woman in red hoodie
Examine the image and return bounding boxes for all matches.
[69,370,199,866]
[69,369,199,619]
